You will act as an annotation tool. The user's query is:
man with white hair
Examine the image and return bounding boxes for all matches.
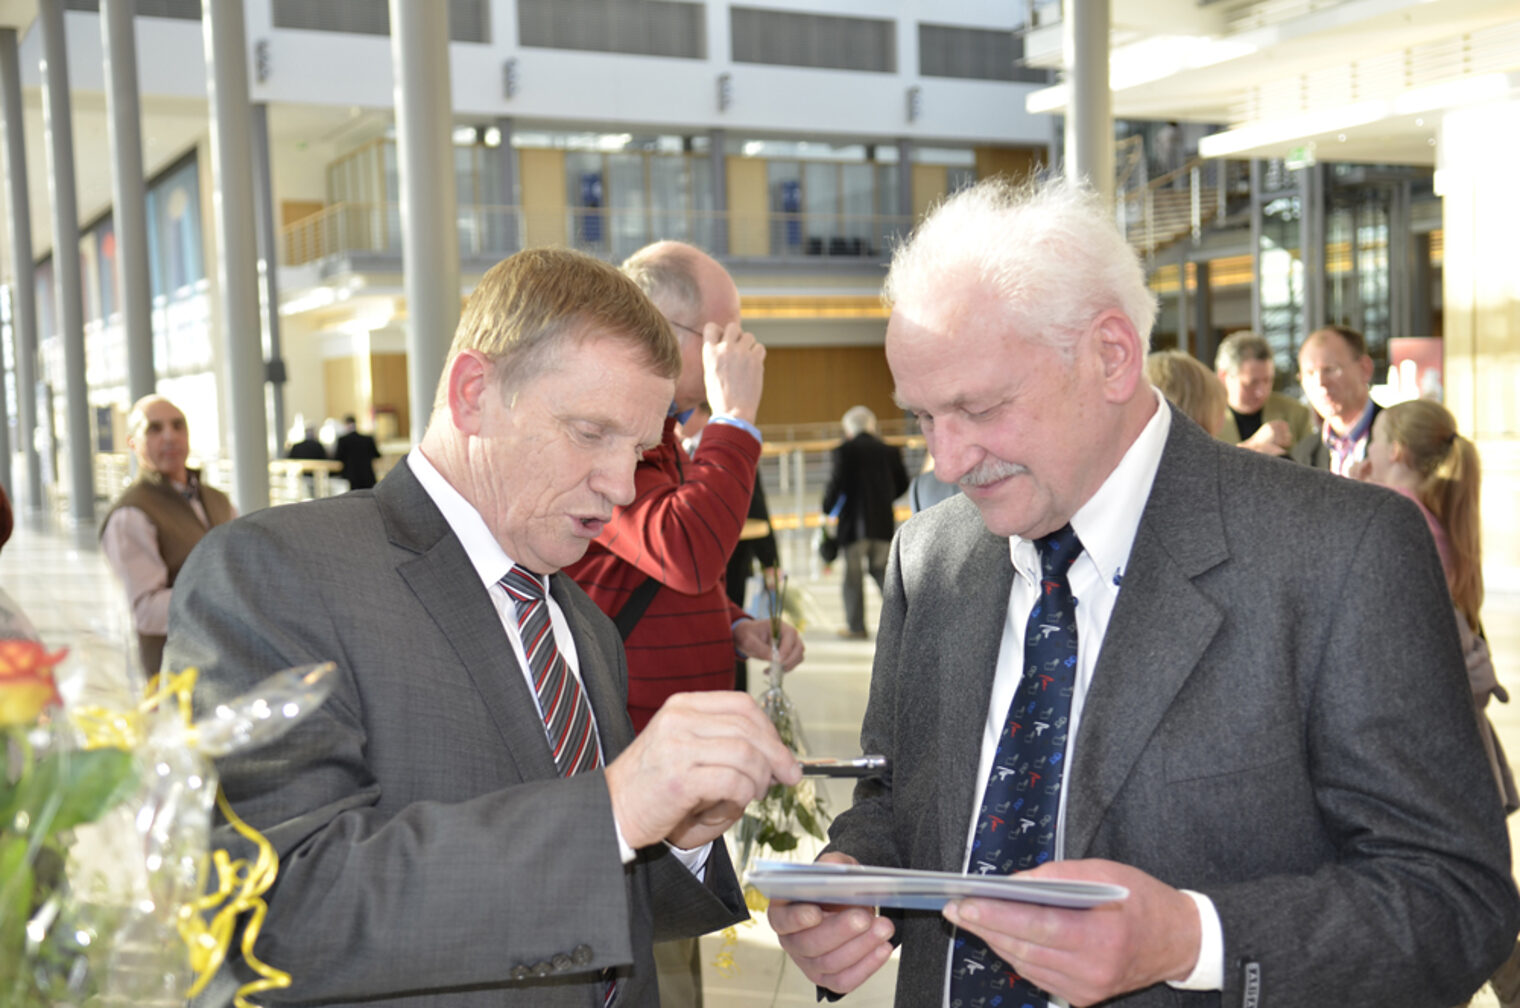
[821,404,908,639]
[100,394,234,673]
[768,178,1518,1007]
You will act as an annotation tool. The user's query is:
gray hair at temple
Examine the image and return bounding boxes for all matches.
[842,405,877,438]
[883,177,1157,355]
[1214,331,1274,375]
[621,241,706,319]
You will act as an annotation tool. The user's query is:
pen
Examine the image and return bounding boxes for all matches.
[799,755,889,778]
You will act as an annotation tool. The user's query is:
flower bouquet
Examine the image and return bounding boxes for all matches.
[736,571,830,887]
[0,603,335,1008]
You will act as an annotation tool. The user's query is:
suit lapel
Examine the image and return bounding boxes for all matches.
[378,460,558,782]
[1063,412,1230,859]
[935,524,1017,873]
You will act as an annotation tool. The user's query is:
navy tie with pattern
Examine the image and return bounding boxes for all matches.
[501,565,603,776]
[950,524,1083,1008]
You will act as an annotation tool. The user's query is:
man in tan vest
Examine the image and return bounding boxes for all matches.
[101,394,235,673]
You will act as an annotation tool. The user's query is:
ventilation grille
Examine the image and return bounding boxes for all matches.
[517,0,705,59]
[731,7,895,73]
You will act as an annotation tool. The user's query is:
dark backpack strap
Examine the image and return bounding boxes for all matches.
[612,576,662,641]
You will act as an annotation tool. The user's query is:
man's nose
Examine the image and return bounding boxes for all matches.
[926,420,978,486]
[594,453,639,508]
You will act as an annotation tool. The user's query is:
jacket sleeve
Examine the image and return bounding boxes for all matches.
[169,514,652,1004]
[595,424,759,596]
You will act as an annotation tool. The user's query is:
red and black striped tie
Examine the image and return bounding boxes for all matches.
[501,565,602,776]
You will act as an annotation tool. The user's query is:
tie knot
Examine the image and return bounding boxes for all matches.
[1035,524,1083,577]
[501,564,546,604]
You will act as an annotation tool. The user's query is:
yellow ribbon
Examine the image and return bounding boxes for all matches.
[70,668,291,1007]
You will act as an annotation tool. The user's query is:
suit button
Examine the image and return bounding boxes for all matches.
[510,965,530,982]
[572,944,594,966]
[552,953,572,972]
[532,960,553,977]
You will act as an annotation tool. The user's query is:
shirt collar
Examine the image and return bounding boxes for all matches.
[1008,388,1171,592]
[406,447,534,594]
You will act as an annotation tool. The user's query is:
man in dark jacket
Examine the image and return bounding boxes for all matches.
[822,405,908,638]
[333,414,381,489]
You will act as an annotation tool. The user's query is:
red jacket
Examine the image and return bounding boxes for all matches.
[565,416,758,731]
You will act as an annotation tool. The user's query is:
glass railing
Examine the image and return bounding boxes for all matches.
[282,202,915,267]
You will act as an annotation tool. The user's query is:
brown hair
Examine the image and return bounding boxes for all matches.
[1308,324,1368,360]
[437,247,680,409]
[1145,350,1227,435]
[1381,399,1483,629]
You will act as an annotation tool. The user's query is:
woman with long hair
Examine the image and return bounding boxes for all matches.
[1362,398,1518,1005]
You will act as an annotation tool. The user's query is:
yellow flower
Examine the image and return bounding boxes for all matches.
[0,638,66,727]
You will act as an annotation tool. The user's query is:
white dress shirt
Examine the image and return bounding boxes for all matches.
[407,448,709,876]
[948,392,1223,1005]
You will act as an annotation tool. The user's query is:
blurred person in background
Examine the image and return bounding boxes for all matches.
[334,413,381,490]
[1293,325,1379,474]
[100,394,234,674]
[822,405,908,639]
[1357,396,1519,1007]
[1213,331,1312,455]
[1144,349,1227,436]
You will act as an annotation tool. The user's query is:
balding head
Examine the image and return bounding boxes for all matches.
[622,241,742,412]
[126,395,190,484]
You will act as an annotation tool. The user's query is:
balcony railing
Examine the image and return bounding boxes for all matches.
[282,202,915,267]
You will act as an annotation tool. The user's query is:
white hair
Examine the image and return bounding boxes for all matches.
[842,405,876,437]
[884,177,1156,353]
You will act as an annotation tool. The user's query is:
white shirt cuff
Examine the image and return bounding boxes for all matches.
[611,820,711,882]
[1166,889,1224,991]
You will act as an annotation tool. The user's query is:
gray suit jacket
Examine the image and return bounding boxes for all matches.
[169,460,746,1007]
[827,406,1519,1007]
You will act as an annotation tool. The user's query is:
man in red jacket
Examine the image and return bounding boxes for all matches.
[567,241,803,730]
[565,240,804,1005]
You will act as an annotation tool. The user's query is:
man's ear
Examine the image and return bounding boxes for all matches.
[1359,353,1375,385]
[447,350,492,435]
[1092,309,1145,403]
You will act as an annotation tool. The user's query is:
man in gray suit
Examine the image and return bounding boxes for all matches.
[170,248,801,1007]
[768,179,1519,1006]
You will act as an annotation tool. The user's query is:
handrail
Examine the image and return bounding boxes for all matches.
[281,201,915,267]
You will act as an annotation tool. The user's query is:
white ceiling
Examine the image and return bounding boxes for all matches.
[1024,0,1520,166]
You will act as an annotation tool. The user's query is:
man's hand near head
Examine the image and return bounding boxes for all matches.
[702,322,765,426]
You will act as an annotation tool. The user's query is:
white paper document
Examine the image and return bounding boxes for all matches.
[745,859,1128,912]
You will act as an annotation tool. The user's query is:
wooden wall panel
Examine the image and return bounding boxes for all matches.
[727,157,770,257]
[757,346,899,428]
[369,352,411,441]
[975,146,1043,185]
[519,148,567,247]
[324,357,358,426]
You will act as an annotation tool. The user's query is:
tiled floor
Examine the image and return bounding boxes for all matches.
[2,505,1515,1007]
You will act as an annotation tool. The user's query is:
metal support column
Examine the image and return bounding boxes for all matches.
[101,0,155,403]
[1192,259,1214,365]
[1249,159,1263,337]
[1063,0,1112,204]
[38,0,94,523]
[708,127,727,255]
[1300,162,1325,335]
[203,0,270,512]
[1410,231,1432,338]
[0,28,41,509]
[493,115,517,254]
[250,102,285,455]
[896,137,913,236]
[390,0,459,444]
[1176,245,1189,355]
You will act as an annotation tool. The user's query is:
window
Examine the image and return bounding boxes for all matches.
[731,8,895,73]
[518,0,704,58]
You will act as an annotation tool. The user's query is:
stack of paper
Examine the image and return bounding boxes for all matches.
[745,859,1128,911]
